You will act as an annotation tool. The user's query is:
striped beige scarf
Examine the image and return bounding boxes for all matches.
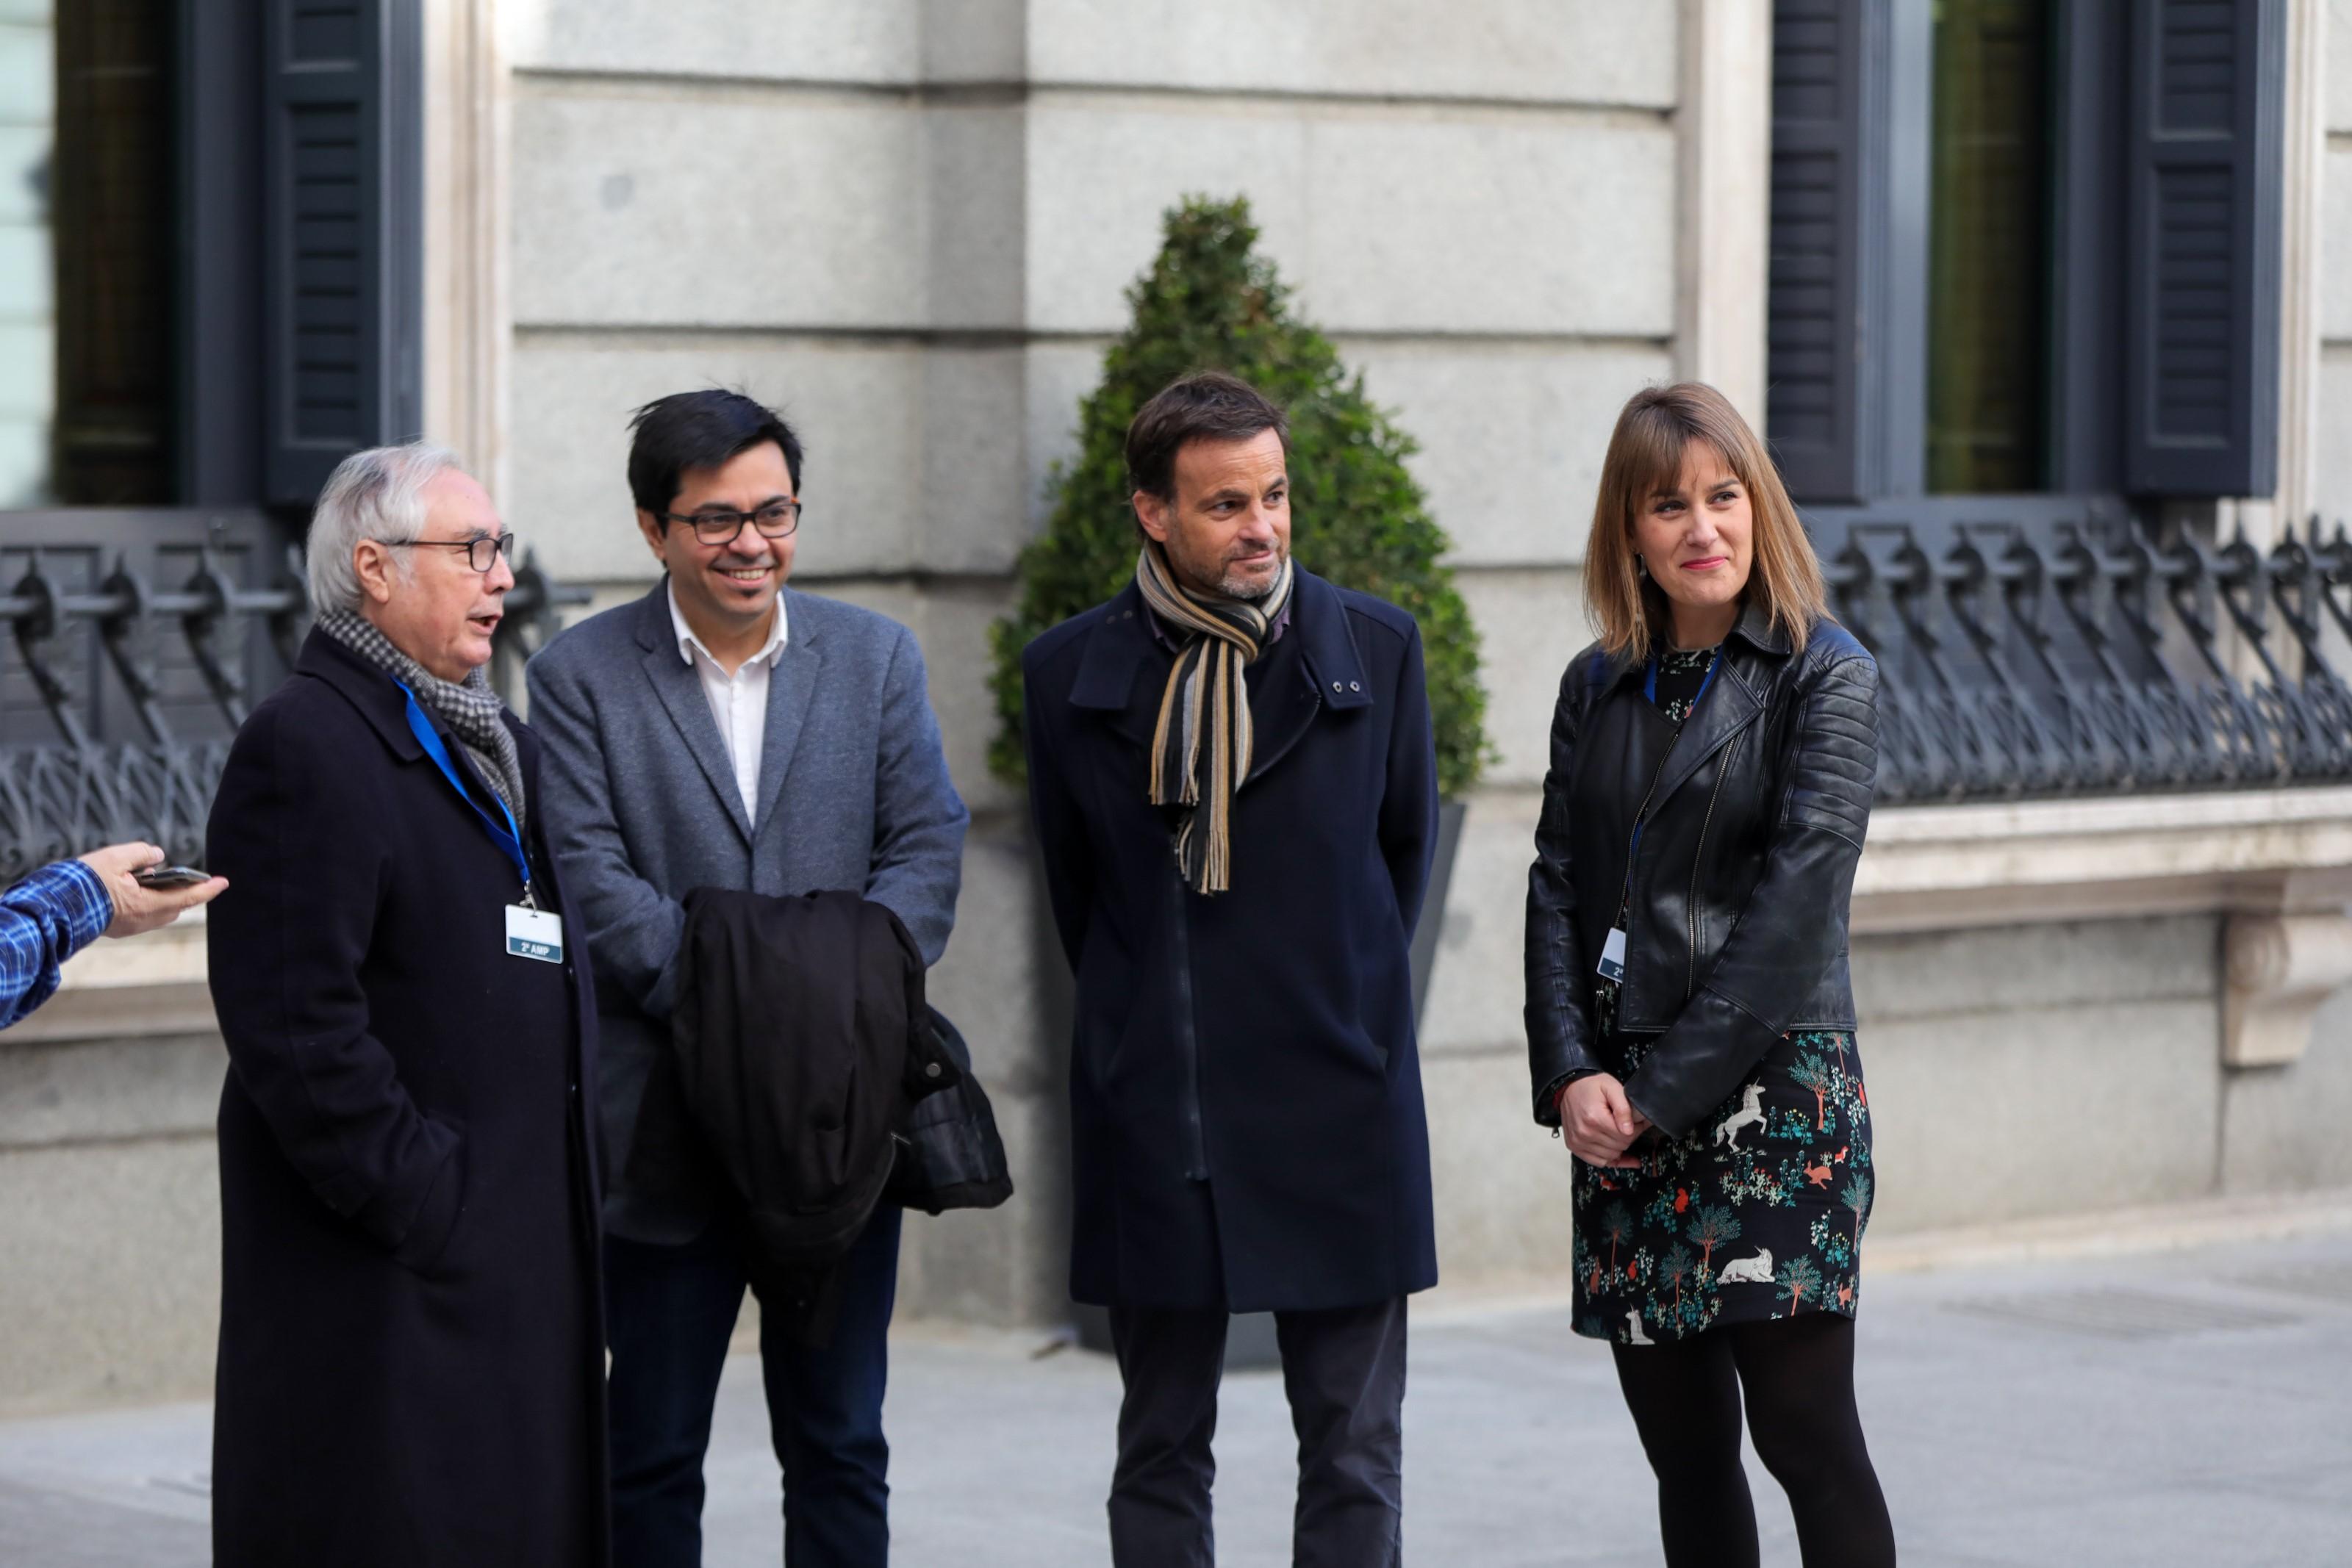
[1138,541,1296,895]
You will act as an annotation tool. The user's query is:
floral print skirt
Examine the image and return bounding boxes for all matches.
[1569,1028,1875,1345]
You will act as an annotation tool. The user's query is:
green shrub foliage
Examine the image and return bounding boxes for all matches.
[987,195,1491,796]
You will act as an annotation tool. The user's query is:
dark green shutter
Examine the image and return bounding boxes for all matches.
[2121,0,2284,497]
[1767,0,1866,505]
[260,0,420,506]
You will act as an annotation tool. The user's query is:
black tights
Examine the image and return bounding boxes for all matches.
[1610,1312,1895,1568]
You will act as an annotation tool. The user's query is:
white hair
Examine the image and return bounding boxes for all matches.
[305,443,465,613]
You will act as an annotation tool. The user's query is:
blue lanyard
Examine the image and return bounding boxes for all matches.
[395,682,531,900]
[1627,650,1722,868]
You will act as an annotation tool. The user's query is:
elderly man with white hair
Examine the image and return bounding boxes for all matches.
[204,444,607,1566]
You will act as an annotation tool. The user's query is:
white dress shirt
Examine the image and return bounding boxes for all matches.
[667,581,789,819]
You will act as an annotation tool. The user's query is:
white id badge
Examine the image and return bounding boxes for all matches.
[1596,926,1629,982]
[506,904,564,964]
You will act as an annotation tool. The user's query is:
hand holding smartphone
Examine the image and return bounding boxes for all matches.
[132,864,213,890]
[78,842,229,938]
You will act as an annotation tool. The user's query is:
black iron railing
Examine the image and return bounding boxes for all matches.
[1817,508,2352,805]
[0,534,585,878]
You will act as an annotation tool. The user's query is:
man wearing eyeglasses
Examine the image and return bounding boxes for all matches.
[528,389,967,1567]
[206,444,606,1564]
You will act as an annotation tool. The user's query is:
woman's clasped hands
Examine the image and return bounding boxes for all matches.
[1559,1073,1652,1168]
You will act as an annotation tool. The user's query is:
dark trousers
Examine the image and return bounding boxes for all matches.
[605,1206,903,1568]
[1108,1297,1407,1568]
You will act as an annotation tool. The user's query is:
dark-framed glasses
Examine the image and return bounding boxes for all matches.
[382,532,517,573]
[658,500,801,547]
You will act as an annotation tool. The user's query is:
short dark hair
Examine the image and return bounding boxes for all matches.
[626,389,804,517]
[1123,372,1288,500]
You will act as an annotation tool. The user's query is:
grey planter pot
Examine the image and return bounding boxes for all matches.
[1072,799,1471,1369]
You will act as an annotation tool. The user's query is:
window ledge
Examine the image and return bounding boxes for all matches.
[15,790,2352,1044]
[2,911,213,1046]
[1855,786,2352,934]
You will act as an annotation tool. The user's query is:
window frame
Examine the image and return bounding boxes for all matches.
[1770,0,2286,529]
[0,0,426,763]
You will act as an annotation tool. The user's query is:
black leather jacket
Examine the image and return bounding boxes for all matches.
[1523,602,1879,1138]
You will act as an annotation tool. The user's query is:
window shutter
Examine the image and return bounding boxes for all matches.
[1766,0,1865,505]
[260,0,420,506]
[2122,0,2284,497]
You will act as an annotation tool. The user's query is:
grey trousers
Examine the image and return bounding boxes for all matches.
[1107,1297,1407,1568]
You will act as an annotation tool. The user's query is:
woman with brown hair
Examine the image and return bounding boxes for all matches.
[1524,382,1896,1565]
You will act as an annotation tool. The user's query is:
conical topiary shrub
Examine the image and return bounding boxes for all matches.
[987,195,1490,796]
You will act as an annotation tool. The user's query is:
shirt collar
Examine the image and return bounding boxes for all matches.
[667,578,789,671]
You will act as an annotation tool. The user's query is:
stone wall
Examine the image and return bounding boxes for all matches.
[2225,980,2352,1193]
[8,2,2352,1413]
[11,899,2345,1409]
[1859,918,2227,1230]
[486,0,2352,1326]
[0,919,225,1411]
[0,1055,220,1409]
[493,0,1682,1325]
[1413,896,2352,1304]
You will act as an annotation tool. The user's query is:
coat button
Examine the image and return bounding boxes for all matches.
[1330,681,1342,691]
[1349,681,1361,692]
[925,1062,942,1078]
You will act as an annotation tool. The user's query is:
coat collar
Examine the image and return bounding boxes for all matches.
[297,626,430,763]
[630,579,821,844]
[1066,568,1371,780]
[1594,599,1788,811]
[1291,569,1374,714]
[1066,580,1154,714]
[1601,597,1791,690]
[296,627,534,808]
[1727,597,1792,657]
[662,575,789,670]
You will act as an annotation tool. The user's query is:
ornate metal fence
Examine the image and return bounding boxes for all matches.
[4,505,2342,876]
[0,517,584,880]
[1815,508,2352,805]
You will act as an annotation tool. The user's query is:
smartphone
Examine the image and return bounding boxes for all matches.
[132,864,212,890]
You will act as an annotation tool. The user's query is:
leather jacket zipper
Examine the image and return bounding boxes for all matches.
[1688,742,1734,1000]
[1616,705,1693,946]
[1167,868,1208,1180]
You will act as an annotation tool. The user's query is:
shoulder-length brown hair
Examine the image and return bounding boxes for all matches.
[1582,381,1828,662]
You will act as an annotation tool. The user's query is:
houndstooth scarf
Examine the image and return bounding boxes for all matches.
[319,607,527,833]
[1137,541,1295,896]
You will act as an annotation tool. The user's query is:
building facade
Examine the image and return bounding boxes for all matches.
[1,0,2348,1408]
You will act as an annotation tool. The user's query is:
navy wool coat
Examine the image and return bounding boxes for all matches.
[205,631,606,1567]
[1022,568,1440,1312]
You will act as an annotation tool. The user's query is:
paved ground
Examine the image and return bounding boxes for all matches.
[4,1220,2349,1566]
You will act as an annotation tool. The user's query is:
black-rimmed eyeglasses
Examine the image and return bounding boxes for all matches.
[656,501,802,547]
[381,533,517,573]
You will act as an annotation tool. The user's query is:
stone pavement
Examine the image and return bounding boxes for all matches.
[3,1217,2348,1566]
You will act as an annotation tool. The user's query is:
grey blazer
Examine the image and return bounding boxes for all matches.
[527,581,967,1242]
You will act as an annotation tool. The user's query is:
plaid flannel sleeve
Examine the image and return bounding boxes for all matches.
[0,859,114,1029]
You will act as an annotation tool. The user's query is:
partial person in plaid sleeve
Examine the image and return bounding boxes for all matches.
[0,844,225,1028]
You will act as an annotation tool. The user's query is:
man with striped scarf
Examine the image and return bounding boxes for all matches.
[1022,373,1440,1567]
